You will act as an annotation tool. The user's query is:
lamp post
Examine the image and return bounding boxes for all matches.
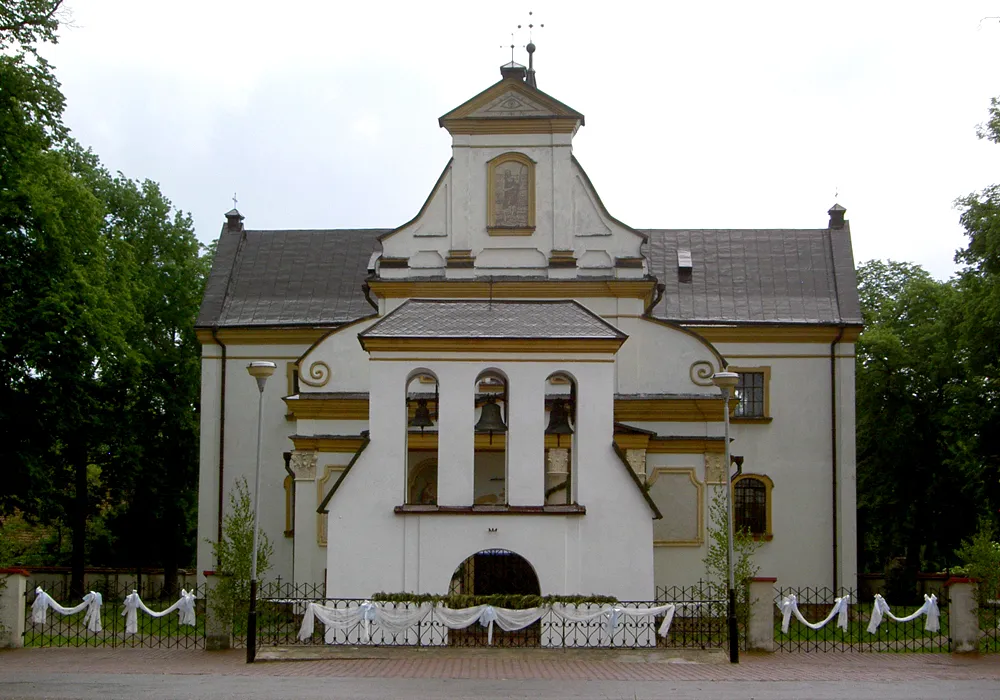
[712,370,740,664]
[245,361,276,663]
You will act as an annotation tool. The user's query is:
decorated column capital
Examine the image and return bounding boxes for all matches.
[289,450,318,480]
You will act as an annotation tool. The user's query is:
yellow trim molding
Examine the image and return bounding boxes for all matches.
[614,397,726,423]
[647,437,726,454]
[284,396,369,421]
[196,327,329,345]
[685,325,862,344]
[288,396,729,423]
[291,435,368,452]
[366,279,656,303]
[648,467,704,547]
[732,473,774,540]
[360,337,625,354]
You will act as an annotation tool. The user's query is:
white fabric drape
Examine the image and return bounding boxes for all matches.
[297,601,678,645]
[297,601,431,642]
[31,588,103,633]
[866,594,940,634]
[433,604,546,644]
[777,594,850,633]
[121,589,197,634]
[553,604,677,637]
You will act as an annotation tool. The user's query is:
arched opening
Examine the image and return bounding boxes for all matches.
[447,548,542,647]
[544,372,576,504]
[405,372,438,505]
[473,370,508,505]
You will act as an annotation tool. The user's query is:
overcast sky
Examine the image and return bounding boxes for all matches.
[41,1,1000,280]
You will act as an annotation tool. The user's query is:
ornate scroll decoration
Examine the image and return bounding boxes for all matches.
[299,361,331,388]
[689,360,716,387]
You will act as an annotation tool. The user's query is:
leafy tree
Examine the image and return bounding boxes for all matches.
[703,485,759,638]
[854,261,989,575]
[209,478,273,627]
[1,5,208,594]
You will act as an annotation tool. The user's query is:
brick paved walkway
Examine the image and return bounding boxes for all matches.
[3,647,1000,682]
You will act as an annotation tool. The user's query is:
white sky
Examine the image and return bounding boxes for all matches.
[41,1,1000,280]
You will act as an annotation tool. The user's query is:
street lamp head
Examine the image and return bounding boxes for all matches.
[247,361,277,393]
[711,371,740,391]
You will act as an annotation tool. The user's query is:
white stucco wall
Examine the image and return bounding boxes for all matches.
[321,354,655,600]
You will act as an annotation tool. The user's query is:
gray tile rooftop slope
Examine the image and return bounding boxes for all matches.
[360,300,626,339]
[196,229,388,328]
[643,229,862,325]
[197,227,862,328]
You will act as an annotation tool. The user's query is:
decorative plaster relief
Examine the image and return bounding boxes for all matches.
[625,448,647,479]
[577,251,613,269]
[469,91,550,118]
[299,362,331,388]
[289,451,318,480]
[648,468,703,546]
[316,465,345,547]
[689,360,716,387]
[704,454,726,484]
[409,251,446,269]
[546,448,569,475]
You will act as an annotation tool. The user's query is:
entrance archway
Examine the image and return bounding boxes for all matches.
[447,549,542,647]
[448,548,541,597]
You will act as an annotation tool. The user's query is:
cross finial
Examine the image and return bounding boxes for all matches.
[232,192,238,208]
[518,10,544,43]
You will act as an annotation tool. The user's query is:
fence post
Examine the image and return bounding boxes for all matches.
[747,577,776,652]
[0,568,30,648]
[203,571,232,651]
[947,577,979,653]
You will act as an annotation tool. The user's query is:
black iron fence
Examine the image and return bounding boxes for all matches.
[773,587,949,653]
[24,580,206,649]
[981,600,1000,653]
[253,582,729,651]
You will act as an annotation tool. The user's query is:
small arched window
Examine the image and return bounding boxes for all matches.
[544,372,576,505]
[405,372,438,505]
[733,474,773,539]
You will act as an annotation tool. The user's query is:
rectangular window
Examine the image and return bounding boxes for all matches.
[735,371,765,418]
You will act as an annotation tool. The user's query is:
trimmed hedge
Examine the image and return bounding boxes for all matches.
[370,592,618,609]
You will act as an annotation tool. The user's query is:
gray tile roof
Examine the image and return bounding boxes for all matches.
[197,226,862,329]
[359,300,626,339]
[196,228,387,328]
[643,229,862,325]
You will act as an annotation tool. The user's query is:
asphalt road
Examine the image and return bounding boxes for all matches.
[0,673,998,700]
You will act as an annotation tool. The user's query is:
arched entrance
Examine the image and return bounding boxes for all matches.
[448,548,541,597]
[447,549,541,647]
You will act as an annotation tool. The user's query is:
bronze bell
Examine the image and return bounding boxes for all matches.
[408,398,434,432]
[545,400,574,446]
[474,395,507,443]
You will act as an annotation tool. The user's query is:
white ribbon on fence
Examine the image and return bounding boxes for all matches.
[554,604,677,638]
[297,600,679,645]
[433,604,546,645]
[777,594,850,633]
[866,593,940,634]
[297,601,431,642]
[121,589,197,634]
[31,588,104,633]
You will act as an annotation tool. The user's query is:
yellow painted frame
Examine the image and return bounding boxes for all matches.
[732,473,774,540]
[486,152,535,236]
[727,366,771,422]
[648,467,704,547]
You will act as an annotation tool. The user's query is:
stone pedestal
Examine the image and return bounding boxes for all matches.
[947,578,980,653]
[0,569,29,648]
[203,570,232,651]
[747,576,777,652]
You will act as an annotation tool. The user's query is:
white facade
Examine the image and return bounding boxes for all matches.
[195,63,861,598]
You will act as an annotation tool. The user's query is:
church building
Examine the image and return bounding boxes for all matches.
[195,52,862,601]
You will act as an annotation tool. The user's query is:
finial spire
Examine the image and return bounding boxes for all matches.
[232,192,238,208]
[518,11,544,88]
